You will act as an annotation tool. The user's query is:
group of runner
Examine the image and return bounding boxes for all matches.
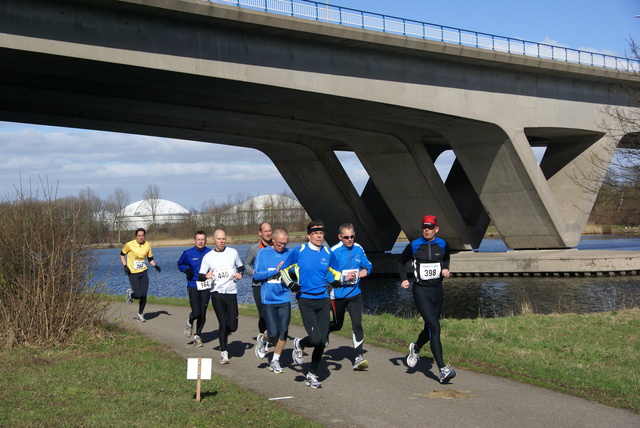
[119,215,455,388]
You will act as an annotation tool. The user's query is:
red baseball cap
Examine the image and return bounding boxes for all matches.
[422,215,438,227]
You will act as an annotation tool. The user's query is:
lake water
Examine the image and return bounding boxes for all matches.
[92,235,640,318]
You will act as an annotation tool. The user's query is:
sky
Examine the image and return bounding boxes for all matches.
[1,0,638,212]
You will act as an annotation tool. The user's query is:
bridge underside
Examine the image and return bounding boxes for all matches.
[0,0,632,252]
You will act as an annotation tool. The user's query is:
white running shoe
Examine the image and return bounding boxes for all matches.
[407,342,419,368]
[305,372,322,389]
[255,333,267,359]
[292,337,304,365]
[184,321,193,338]
[193,335,203,347]
[136,314,146,323]
[353,355,369,371]
[220,351,229,364]
[269,360,284,374]
[439,365,456,384]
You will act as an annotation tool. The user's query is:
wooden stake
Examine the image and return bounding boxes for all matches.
[196,357,202,402]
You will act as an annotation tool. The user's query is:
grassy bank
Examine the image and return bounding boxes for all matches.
[0,323,321,428]
[239,303,640,413]
[2,300,638,427]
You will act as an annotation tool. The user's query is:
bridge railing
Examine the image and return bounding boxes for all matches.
[211,0,638,72]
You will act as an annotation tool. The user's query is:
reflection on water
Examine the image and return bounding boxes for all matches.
[91,237,640,319]
[363,275,640,319]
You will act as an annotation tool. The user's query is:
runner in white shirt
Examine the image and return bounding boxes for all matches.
[198,229,244,364]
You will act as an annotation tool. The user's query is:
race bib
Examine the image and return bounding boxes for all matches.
[213,267,234,285]
[418,262,441,281]
[266,268,281,284]
[196,280,212,291]
[133,261,146,270]
[341,269,359,285]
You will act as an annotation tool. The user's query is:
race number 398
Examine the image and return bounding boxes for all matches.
[418,263,441,281]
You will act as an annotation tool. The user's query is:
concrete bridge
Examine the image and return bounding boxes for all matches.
[1,0,638,252]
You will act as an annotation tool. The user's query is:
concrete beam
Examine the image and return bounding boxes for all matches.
[0,0,638,253]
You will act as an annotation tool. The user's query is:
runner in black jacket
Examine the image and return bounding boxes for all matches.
[397,215,456,384]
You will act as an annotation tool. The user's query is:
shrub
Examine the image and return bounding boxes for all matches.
[0,184,106,348]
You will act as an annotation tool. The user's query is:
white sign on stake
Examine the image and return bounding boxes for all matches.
[187,358,212,380]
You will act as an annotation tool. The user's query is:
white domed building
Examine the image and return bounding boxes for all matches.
[122,199,189,229]
[222,193,307,225]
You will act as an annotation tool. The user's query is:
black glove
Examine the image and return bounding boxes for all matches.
[288,282,300,293]
[123,265,131,276]
[155,265,161,272]
[185,269,194,280]
[330,280,342,289]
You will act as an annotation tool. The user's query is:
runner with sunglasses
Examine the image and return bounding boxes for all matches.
[329,223,372,371]
[397,215,456,384]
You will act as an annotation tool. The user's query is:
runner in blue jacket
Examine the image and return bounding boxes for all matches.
[329,223,373,371]
[177,230,212,347]
[281,220,342,389]
[252,227,292,374]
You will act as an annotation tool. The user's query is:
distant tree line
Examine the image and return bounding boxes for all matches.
[8,184,310,244]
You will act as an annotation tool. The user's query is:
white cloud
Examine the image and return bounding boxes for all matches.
[0,122,290,207]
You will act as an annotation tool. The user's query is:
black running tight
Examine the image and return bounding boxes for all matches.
[329,294,364,354]
[298,297,330,375]
[187,287,210,336]
[412,284,445,368]
[210,292,238,352]
[128,271,149,315]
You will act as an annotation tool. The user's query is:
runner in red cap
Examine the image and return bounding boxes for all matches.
[397,215,456,384]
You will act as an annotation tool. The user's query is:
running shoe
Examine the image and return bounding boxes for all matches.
[305,372,322,389]
[353,355,369,371]
[220,351,229,364]
[292,337,304,365]
[439,365,456,384]
[269,359,284,374]
[193,335,203,347]
[184,320,193,338]
[136,314,146,323]
[255,333,267,359]
[407,342,419,368]
[126,288,133,304]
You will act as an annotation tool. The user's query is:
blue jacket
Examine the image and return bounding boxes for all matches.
[330,242,373,299]
[177,246,212,288]
[253,246,291,305]
[281,243,341,299]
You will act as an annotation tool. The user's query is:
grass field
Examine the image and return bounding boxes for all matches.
[2,298,638,427]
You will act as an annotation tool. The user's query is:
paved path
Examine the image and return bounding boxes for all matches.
[110,302,639,428]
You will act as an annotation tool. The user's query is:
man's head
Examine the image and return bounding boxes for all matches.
[306,220,325,247]
[194,230,207,249]
[135,228,146,244]
[421,215,439,241]
[258,222,272,245]
[338,223,356,249]
[213,229,227,251]
[272,227,289,253]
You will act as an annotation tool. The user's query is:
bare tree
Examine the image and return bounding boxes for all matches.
[142,184,161,233]
[576,40,640,226]
[77,186,106,241]
[105,187,130,242]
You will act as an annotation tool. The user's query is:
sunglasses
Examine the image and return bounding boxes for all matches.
[422,224,436,230]
[340,235,355,240]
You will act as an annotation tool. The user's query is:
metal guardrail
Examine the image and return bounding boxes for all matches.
[211,0,638,72]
